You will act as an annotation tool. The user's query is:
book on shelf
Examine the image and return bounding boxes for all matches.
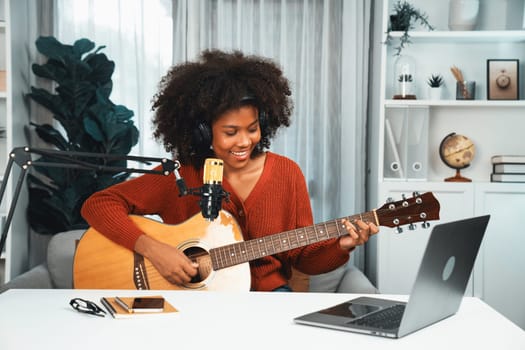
[493,163,525,174]
[100,296,178,319]
[0,71,5,92]
[491,155,525,164]
[491,173,525,183]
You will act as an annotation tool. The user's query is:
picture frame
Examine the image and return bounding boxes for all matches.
[487,59,519,100]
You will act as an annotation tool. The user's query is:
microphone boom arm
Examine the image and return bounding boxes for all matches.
[0,146,187,253]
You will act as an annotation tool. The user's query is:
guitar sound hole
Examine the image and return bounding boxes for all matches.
[184,246,212,284]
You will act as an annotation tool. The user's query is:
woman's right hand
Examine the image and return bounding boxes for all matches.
[134,234,199,286]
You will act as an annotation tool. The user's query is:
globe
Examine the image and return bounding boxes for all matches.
[439,133,475,182]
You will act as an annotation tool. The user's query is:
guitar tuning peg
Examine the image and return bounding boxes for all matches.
[386,197,393,203]
[401,194,406,199]
[408,223,416,230]
[395,226,403,234]
[422,221,430,229]
[412,191,420,197]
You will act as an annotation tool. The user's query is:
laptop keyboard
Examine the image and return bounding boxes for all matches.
[347,304,405,330]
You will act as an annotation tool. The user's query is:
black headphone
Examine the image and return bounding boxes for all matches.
[192,97,268,152]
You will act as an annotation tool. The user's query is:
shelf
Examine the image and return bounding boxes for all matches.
[384,99,525,108]
[387,30,525,44]
[381,180,525,186]
[0,0,31,283]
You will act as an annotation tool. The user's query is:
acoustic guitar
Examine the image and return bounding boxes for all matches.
[73,192,440,291]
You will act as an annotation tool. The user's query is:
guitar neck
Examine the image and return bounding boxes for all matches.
[210,211,377,271]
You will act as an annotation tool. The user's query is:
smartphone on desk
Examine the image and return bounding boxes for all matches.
[115,296,165,313]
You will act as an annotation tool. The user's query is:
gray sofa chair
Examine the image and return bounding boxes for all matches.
[309,262,378,294]
[0,230,84,293]
[0,229,377,294]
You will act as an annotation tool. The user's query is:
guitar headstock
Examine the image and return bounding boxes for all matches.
[376,192,440,231]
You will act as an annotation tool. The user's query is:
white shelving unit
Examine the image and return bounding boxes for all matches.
[367,0,525,330]
[384,99,525,107]
[0,0,30,284]
[388,29,525,43]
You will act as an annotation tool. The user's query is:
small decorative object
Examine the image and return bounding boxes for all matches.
[0,70,5,91]
[427,73,444,100]
[439,132,475,182]
[487,59,519,100]
[450,65,475,100]
[427,74,443,88]
[387,1,434,56]
[448,0,480,30]
[456,81,475,100]
[393,54,417,99]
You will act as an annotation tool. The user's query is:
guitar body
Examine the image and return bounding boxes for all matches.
[73,210,251,291]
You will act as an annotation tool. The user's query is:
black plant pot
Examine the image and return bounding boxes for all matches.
[390,14,410,31]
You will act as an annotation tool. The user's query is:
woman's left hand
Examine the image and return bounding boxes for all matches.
[338,219,379,251]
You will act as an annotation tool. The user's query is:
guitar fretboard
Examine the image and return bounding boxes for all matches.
[210,211,377,270]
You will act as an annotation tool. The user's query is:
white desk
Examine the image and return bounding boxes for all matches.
[0,289,524,350]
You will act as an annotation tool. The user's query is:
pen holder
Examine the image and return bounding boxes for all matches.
[456,81,475,100]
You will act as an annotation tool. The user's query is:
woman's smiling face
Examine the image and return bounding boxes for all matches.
[211,105,262,170]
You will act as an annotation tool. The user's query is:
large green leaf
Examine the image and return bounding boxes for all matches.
[27,87,70,119]
[98,81,114,100]
[73,38,96,58]
[85,53,115,83]
[30,123,69,150]
[31,61,68,82]
[113,104,135,122]
[35,36,73,62]
[110,127,140,155]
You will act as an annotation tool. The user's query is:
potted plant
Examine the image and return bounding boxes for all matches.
[26,36,139,235]
[427,73,444,100]
[387,1,434,55]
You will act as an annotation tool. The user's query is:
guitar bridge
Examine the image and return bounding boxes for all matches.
[133,252,149,289]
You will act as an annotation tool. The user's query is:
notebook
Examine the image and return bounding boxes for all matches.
[294,215,490,338]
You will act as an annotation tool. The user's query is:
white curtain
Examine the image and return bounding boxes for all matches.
[55,0,174,157]
[174,0,371,266]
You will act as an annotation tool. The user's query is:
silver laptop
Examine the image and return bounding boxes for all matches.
[294,215,490,338]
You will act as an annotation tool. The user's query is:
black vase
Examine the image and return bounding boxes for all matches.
[390,14,410,31]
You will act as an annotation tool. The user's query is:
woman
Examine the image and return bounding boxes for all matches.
[81,49,378,291]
